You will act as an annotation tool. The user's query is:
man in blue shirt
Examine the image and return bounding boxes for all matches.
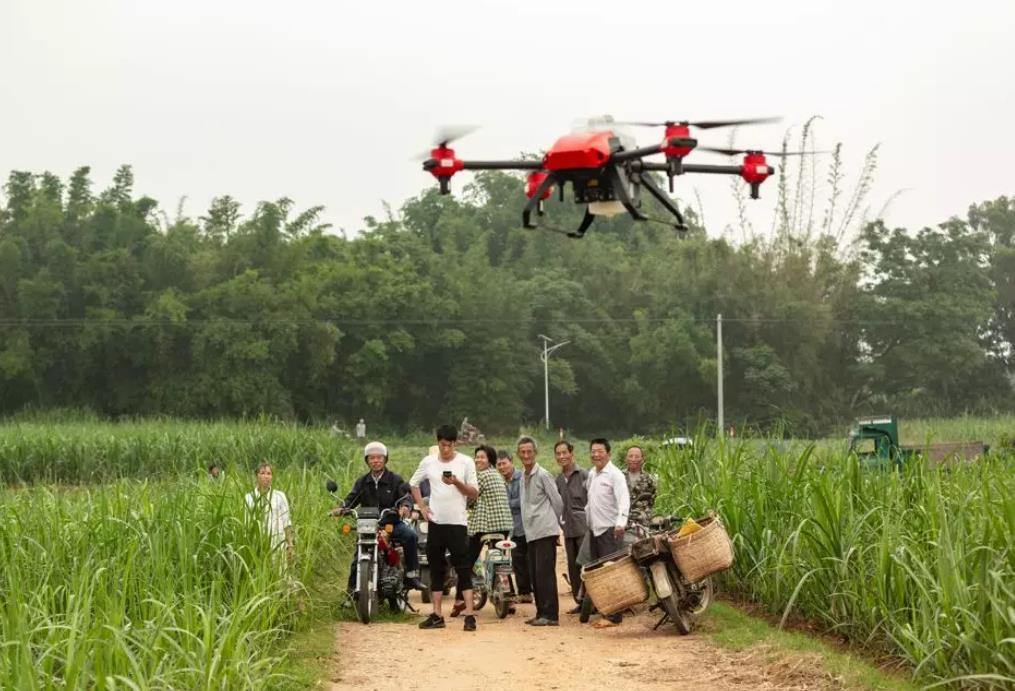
[496,449,532,602]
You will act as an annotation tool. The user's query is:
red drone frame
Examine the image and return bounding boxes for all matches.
[421,117,808,238]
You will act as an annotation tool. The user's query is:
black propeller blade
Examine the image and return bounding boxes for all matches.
[618,117,782,129]
[697,146,831,157]
[413,125,479,160]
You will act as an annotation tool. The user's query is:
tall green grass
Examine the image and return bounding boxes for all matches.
[0,463,360,689]
[651,437,1015,688]
[0,420,348,484]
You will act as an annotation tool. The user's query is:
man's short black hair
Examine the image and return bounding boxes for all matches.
[436,424,458,442]
[590,438,611,453]
[497,449,512,461]
[554,440,574,453]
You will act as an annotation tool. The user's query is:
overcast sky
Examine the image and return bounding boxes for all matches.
[2,1,1013,239]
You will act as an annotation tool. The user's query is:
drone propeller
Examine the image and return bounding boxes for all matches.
[413,125,479,160]
[697,146,830,157]
[618,117,782,130]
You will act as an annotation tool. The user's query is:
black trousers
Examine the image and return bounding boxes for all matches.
[427,523,471,597]
[589,530,624,622]
[512,534,532,596]
[455,532,500,602]
[526,535,559,621]
[563,535,583,602]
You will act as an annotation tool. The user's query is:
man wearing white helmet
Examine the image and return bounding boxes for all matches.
[332,441,423,593]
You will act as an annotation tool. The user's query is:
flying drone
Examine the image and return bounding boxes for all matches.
[419,116,813,238]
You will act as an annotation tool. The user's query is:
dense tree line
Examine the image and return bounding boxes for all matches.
[0,165,1011,435]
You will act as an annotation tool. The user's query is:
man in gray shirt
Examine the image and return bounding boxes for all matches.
[518,436,563,626]
[554,439,588,613]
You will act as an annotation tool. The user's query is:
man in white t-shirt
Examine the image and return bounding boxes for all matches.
[584,438,630,628]
[410,424,479,631]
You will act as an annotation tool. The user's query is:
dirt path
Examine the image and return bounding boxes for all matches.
[328,552,840,690]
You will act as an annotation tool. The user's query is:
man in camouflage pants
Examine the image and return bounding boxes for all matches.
[623,445,657,530]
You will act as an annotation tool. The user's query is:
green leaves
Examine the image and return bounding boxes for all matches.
[0,166,1012,431]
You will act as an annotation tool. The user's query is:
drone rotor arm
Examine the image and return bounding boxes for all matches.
[635,161,739,176]
[612,136,691,163]
[462,160,544,171]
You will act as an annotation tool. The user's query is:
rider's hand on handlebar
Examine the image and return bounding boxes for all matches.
[329,507,347,517]
[398,505,410,519]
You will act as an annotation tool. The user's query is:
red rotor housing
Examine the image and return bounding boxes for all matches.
[525,171,553,200]
[740,152,772,199]
[662,123,694,160]
[739,152,771,185]
[428,146,464,180]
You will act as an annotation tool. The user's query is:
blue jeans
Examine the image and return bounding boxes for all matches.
[346,520,419,590]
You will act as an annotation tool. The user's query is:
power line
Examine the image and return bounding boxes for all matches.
[0,316,989,328]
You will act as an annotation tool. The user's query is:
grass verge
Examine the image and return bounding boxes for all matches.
[701,602,919,690]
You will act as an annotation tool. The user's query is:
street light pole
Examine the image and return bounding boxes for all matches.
[538,334,570,431]
[717,313,724,438]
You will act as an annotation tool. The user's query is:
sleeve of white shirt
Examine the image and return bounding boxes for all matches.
[409,457,429,487]
[614,470,631,529]
[463,457,479,489]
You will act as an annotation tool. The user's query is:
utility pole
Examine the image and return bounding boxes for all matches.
[538,334,570,431]
[717,314,724,438]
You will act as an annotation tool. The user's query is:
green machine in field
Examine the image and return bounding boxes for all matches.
[848,416,988,469]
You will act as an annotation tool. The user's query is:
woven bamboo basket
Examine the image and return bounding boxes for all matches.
[581,553,648,615]
[667,514,734,583]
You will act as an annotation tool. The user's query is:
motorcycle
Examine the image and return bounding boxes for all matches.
[579,517,713,634]
[633,516,714,634]
[477,532,517,619]
[327,480,412,624]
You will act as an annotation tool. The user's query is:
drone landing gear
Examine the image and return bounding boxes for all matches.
[521,172,594,239]
[638,173,688,232]
[522,172,557,229]
[566,209,595,239]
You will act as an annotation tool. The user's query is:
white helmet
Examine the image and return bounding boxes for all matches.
[363,441,388,459]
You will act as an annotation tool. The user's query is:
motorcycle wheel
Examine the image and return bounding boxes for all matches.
[660,592,692,635]
[355,558,377,625]
[686,577,714,616]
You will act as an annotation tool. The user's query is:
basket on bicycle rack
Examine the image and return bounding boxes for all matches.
[580,548,648,615]
[666,513,734,583]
